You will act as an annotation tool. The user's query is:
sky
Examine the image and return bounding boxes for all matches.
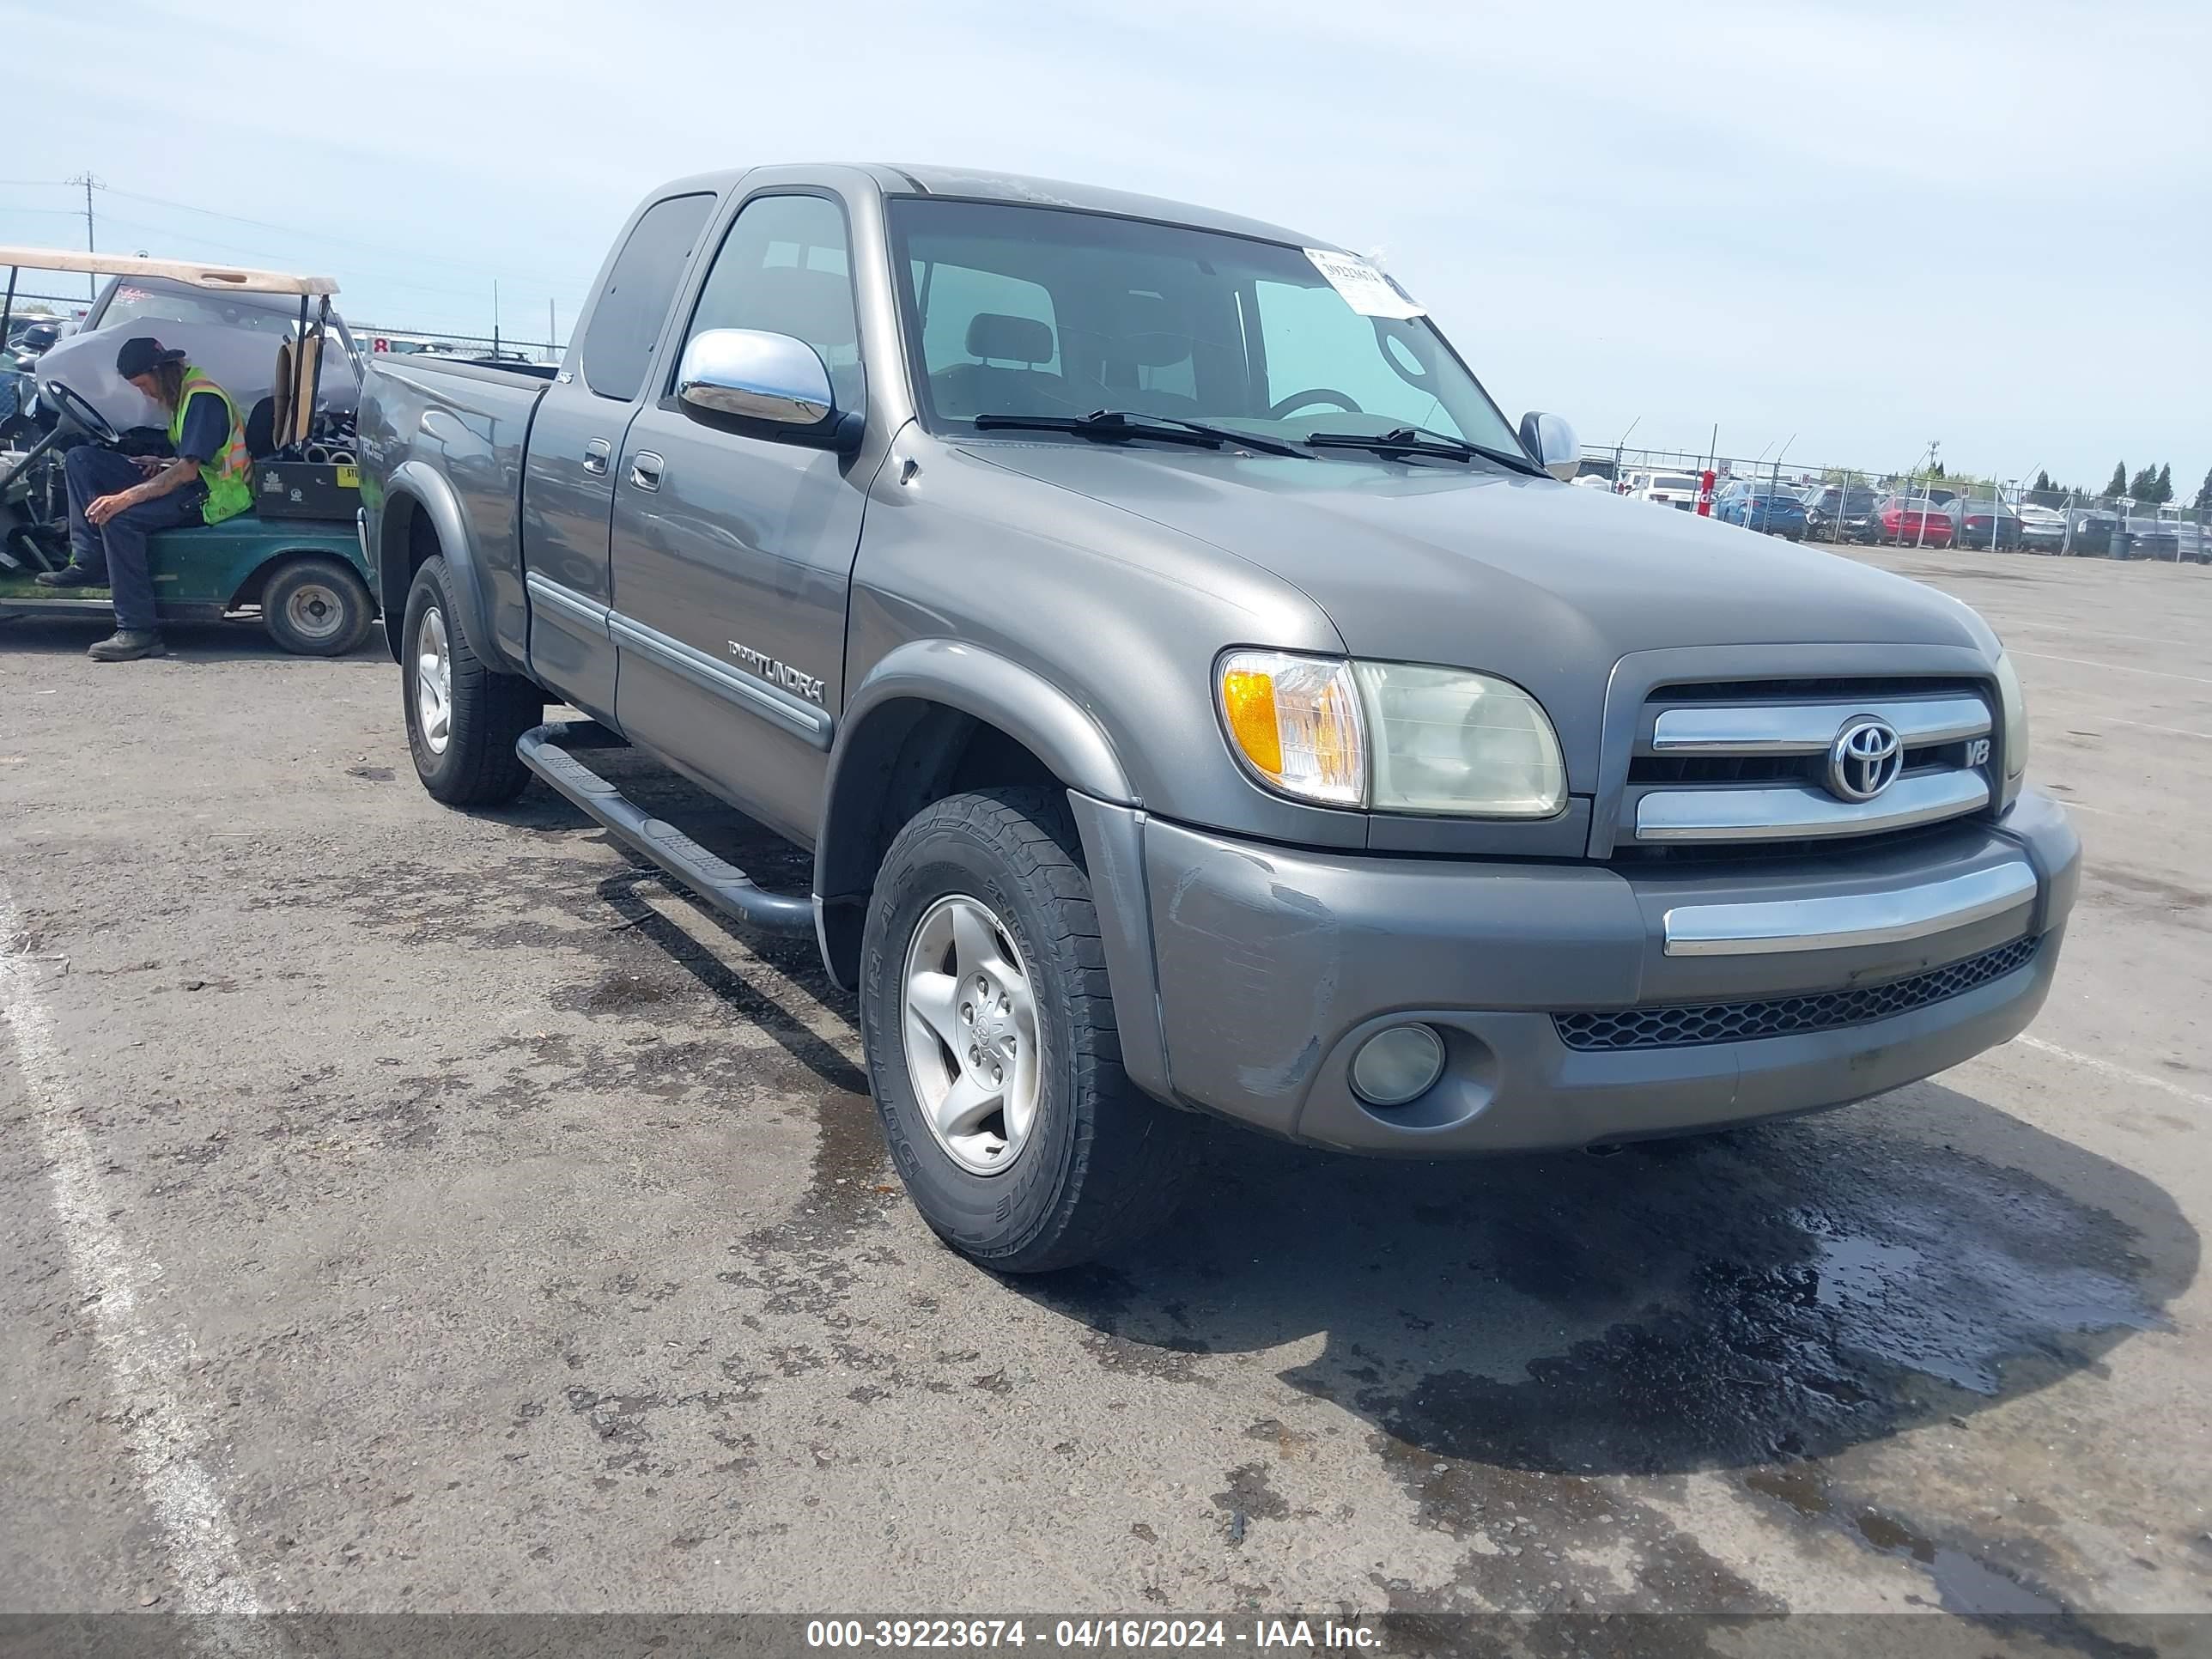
[4,0,2206,490]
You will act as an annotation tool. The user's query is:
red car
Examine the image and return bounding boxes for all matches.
[1870,495,1955,548]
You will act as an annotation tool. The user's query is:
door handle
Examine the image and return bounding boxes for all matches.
[582,437,611,476]
[629,452,665,492]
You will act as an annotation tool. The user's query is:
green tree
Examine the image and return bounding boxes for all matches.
[2154,463,2172,506]
[2105,462,2128,500]
[2033,469,2053,494]
[2195,466,2212,514]
[2128,465,2159,501]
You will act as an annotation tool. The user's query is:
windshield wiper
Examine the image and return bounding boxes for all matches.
[972,410,1304,458]
[1302,425,1546,476]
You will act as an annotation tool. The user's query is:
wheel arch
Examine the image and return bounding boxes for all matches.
[812,641,1139,990]
[375,462,503,669]
[226,544,373,611]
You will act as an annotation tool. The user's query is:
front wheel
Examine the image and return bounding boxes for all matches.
[261,555,376,657]
[859,787,1194,1273]
[401,553,540,805]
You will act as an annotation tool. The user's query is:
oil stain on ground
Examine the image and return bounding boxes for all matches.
[1020,1093,2193,1613]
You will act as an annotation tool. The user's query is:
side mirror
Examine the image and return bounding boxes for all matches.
[676,328,854,451]
[1517,410,1579,483]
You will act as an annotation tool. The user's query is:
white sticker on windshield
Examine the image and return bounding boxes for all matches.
[1304,249,1425,319]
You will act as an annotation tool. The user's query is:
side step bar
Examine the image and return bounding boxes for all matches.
[516,721,815,936]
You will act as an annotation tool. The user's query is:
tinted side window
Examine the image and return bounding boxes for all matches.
[683,193,864,412]
[582,192,714,402]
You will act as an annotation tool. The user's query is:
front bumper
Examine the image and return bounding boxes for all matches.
[1090,790,2078,1155]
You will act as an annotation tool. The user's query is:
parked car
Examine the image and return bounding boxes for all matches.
[1714,479,1808,538]
[1802,484,1879,543]
[2016,503,2068,553]
[2062,509,2118,556]
[1870,495,1955,548]
[1632,470,1703,512]
[1951,500,2024,552]
[360,161,2074,1273]
[2120,516,2179,561]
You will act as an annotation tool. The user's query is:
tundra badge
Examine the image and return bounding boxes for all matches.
[728,641,826,704]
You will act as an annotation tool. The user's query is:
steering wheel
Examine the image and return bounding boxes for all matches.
[43,380,121,445]
[1268,387,1363,420]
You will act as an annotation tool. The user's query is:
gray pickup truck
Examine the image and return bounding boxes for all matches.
[359,163,2080,1272]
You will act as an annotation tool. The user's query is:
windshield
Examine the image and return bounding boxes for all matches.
[100,279,304,335]
[888,198,1525,458]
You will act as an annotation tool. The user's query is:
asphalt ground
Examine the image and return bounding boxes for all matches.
[2,543,2208,1647]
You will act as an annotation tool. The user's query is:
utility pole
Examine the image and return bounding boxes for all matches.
[492,279,501,360]
[548,298,556,363]
[65,172,103,301]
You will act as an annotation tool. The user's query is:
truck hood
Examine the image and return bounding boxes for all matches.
[964,443,1989,666]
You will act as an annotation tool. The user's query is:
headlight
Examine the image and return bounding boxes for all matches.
[1994,652,2028,781]
[1217,652,1566,817]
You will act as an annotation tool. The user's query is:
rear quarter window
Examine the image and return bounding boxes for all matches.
[581,192,715,403]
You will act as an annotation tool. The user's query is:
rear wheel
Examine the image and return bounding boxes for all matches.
[261,555,375,657]
[402,553,540,805]
[859,787,1194,1273]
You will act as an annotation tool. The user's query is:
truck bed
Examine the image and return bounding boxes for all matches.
[359,355,554,661]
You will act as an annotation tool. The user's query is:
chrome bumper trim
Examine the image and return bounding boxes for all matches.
[1635,769,1990,842]
[1662,860,2037,957]
[1650,695,1990,755]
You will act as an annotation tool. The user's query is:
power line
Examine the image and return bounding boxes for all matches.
[96,183,592,292]
[87,211,583,310]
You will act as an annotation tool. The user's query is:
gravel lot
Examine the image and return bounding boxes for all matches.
[3,544,2208,1639]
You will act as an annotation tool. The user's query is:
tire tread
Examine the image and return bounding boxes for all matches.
[404,555,539,806]
[866,787,1192,1273]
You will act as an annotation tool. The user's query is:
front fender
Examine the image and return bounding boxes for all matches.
[377,460,514,673]
[836,638,1134,807]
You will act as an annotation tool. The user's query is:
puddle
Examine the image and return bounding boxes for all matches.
[1745,1462,2061,1616]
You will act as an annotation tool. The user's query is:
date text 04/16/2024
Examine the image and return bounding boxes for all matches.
[803,1619,1384,1650]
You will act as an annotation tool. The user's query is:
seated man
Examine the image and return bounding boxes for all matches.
[35,336,253,661]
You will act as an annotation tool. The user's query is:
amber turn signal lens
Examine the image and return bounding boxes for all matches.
[1215,651,1365,807]
[1220,670,1283,775]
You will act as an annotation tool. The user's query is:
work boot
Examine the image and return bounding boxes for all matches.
[87,629,166,662]
[33,563,104,588]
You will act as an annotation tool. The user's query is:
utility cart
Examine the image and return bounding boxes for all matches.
[0,248,377,655]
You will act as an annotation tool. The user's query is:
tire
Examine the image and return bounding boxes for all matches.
[261,555,376,657]
[401,553,540,806]
[859,787,1194,1273]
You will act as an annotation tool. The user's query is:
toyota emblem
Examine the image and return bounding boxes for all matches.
[1826,717,1904,801]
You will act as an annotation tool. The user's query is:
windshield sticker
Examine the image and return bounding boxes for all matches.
[1304,249,1424,319]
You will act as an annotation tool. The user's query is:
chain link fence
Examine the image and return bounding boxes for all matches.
[1576,445,2206,565]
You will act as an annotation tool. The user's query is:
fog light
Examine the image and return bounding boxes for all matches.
[1350,1024,1446,1106]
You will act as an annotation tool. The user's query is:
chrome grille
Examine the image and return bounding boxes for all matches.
[1554,933,2039,1051]
[1626,678,1994,848]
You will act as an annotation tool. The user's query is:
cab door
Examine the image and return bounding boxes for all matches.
[519,190,714,724]
[607,189,871,848]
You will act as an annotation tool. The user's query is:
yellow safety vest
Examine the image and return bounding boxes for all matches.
[171,366,252,525]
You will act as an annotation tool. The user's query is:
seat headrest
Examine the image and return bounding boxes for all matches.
[1116,294,1191,368]
[966,313,1054,365]
[747,267,857,351]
